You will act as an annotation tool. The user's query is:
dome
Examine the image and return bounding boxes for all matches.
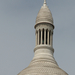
[18,63,68,75]
[18,45,68,75]
[35,3,53,26]
[18,46,68,75]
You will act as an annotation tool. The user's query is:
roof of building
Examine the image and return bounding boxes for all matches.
[35,1,53,26]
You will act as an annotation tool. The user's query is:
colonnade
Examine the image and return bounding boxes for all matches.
[36,29,53,47]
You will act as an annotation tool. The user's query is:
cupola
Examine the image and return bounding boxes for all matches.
[35,0,54,28]
[18,0,68,75]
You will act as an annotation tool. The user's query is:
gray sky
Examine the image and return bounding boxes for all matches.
[0,0,75,75]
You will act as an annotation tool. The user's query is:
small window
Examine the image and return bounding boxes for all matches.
[49,31,51,45]
[39,30,41,44]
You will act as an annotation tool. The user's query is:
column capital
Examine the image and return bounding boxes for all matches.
[44,29,46,31]
[41,29,43,31]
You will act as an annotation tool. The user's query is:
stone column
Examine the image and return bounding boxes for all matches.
[49,31,51,46]
[36,31,38,46]
[38,30,39,45]
[50,31,53,47]
[44,29,46,44]
[41,29,42,44]
[48,30,49,45]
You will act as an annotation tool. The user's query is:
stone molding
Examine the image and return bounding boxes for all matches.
[34,45,54,52]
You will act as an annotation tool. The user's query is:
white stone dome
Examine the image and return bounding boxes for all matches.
[35,3,53,25]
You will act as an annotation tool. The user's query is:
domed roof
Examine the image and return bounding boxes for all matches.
[18,49,68,75]
[35,2,53,26]
[18,63,68,75]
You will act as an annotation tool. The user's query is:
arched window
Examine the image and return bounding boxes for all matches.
[46,29,48,44]
[42,29,44,44]
[39,29,41,44]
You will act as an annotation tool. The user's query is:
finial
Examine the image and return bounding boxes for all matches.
[44,0,46,4]
[43,0,47,6]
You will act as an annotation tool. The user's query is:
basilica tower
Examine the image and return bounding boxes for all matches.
[18,0,68,75]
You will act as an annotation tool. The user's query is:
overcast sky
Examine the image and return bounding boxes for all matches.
[0,0,75,75]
